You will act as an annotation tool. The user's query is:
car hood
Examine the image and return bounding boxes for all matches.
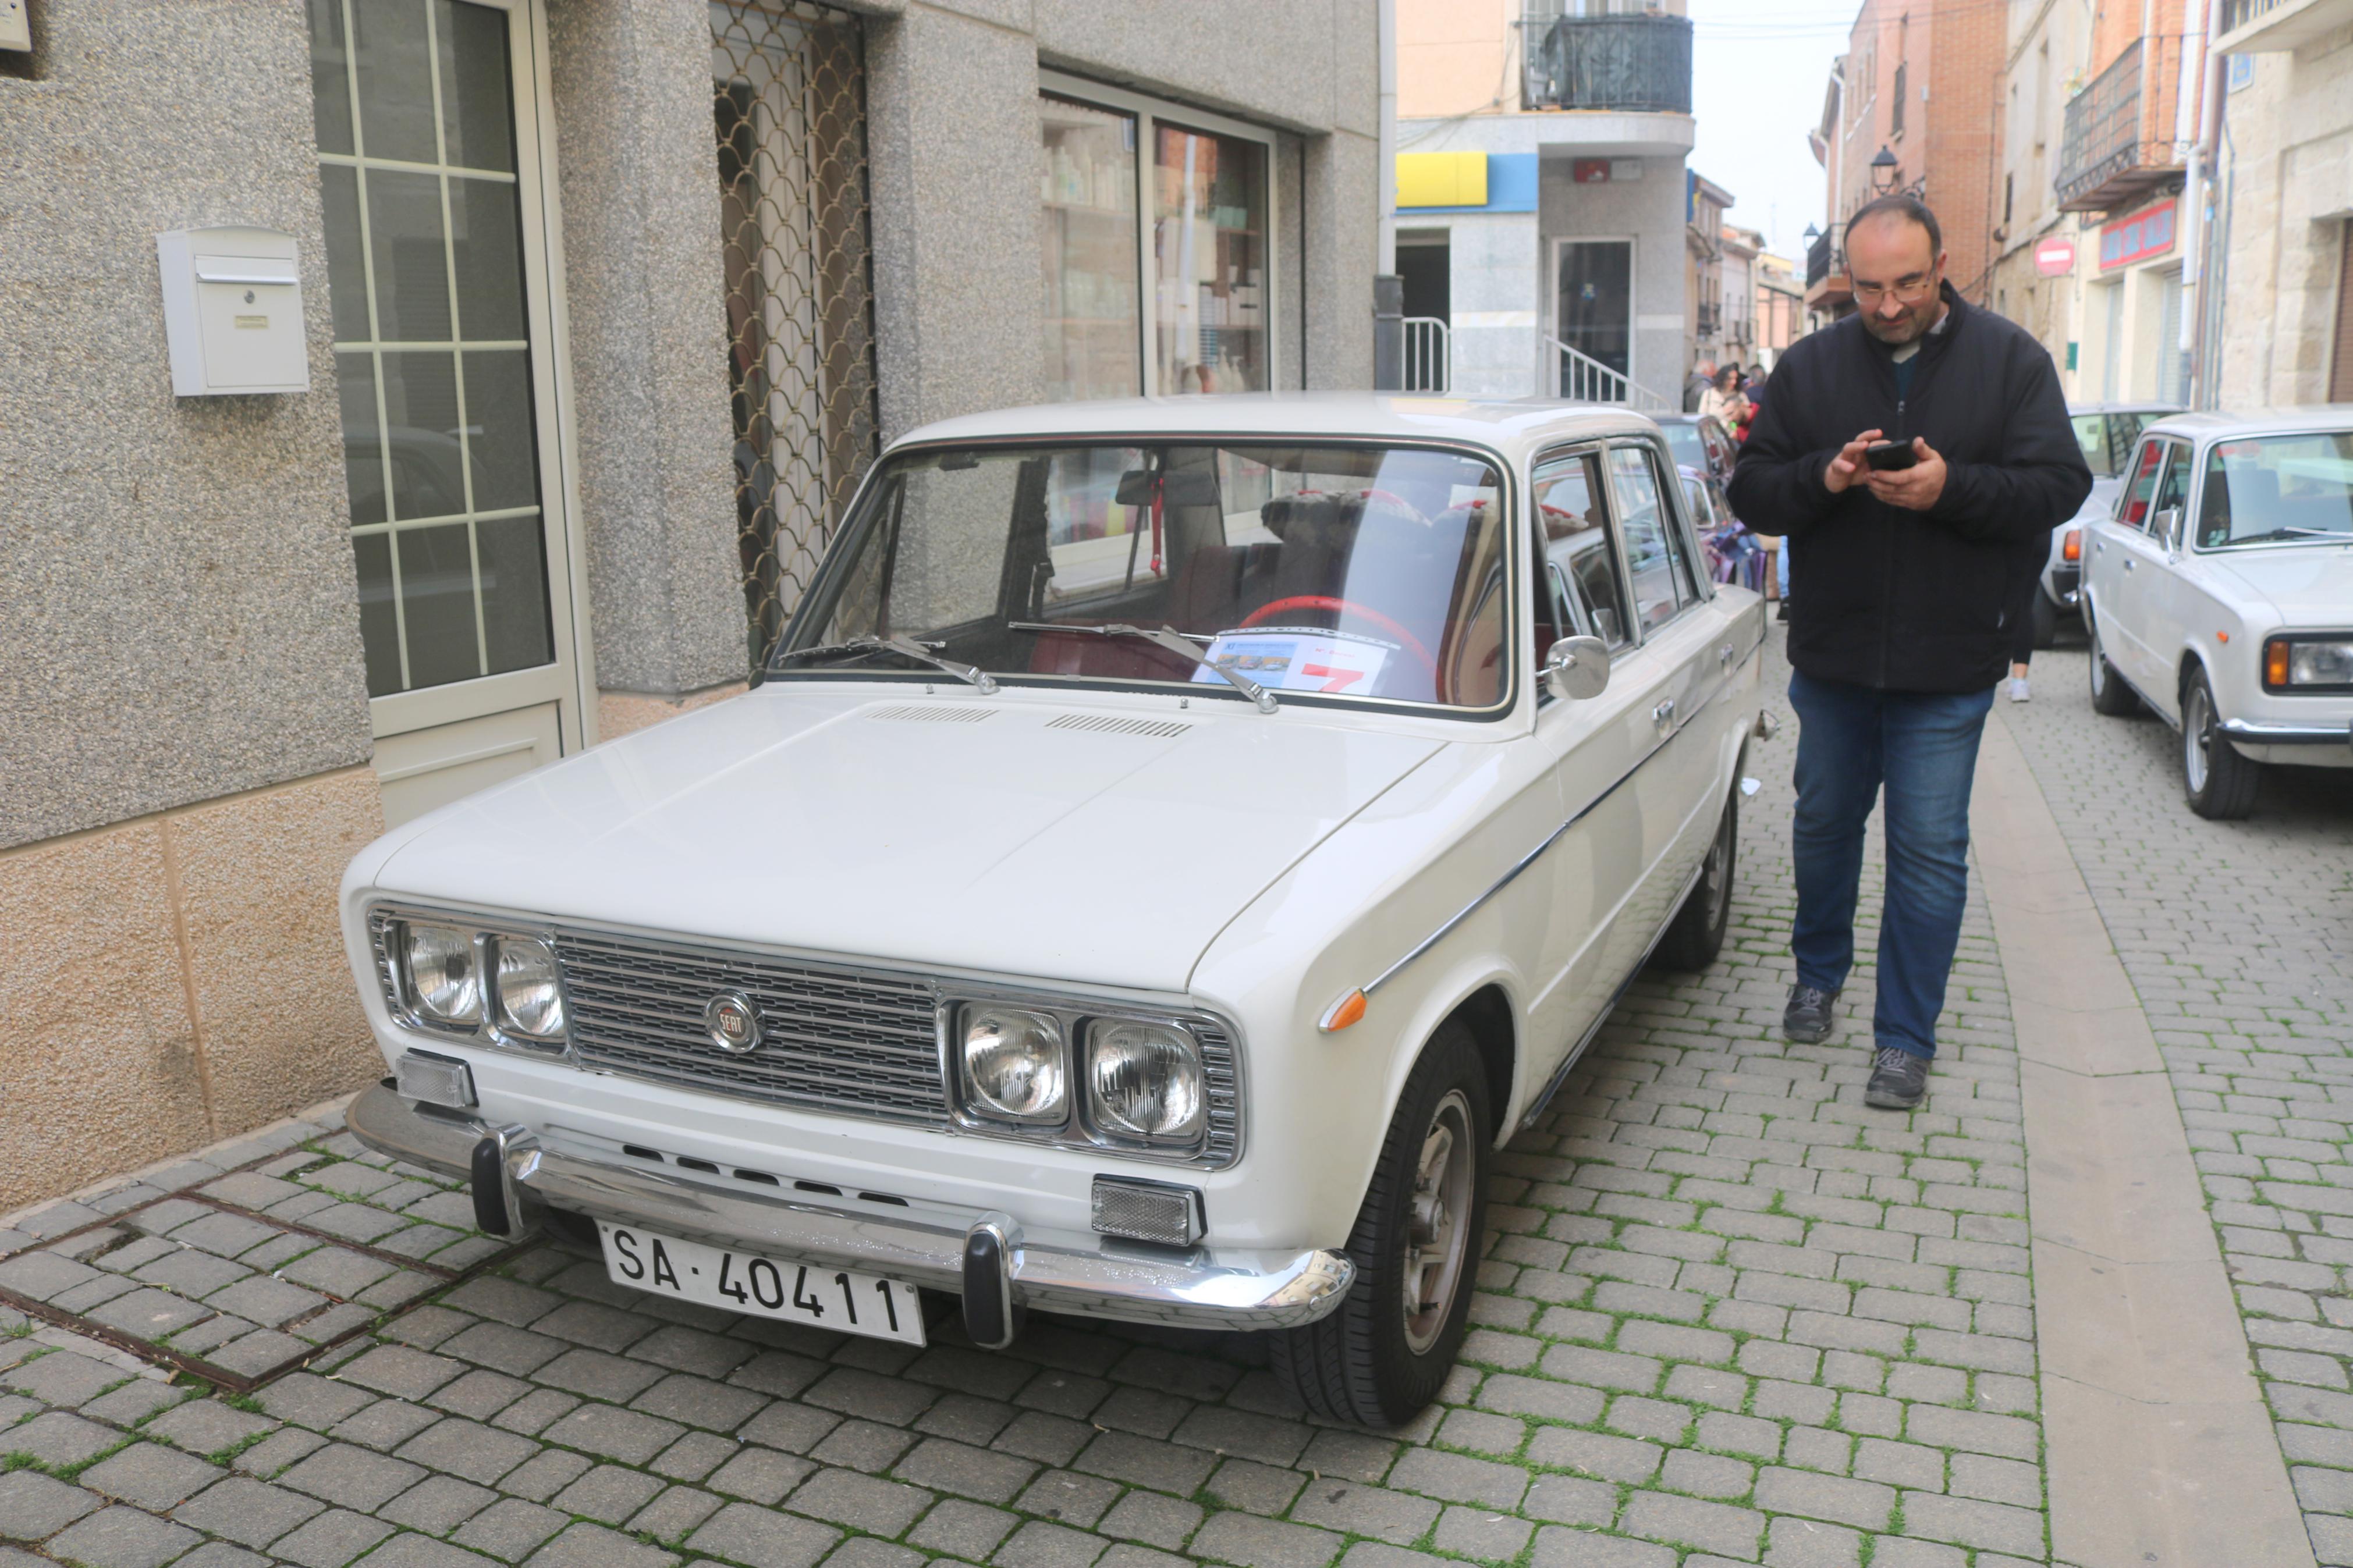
[372,688,1445,994]
[2205,548,2353,625]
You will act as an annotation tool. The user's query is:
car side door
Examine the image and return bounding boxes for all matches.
[1521,446,1655,1081]
[2088,436,2166,688]
[2136,439,2199,721]
[1602,441,1726,962]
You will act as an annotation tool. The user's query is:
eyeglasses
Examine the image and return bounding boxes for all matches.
[1852,274,1938,304]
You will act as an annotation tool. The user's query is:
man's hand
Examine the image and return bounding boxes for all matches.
[1865,438,1949,511]
[1822,430,1884,495]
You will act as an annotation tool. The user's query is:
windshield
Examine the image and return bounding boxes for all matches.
[2072,412,2158,478]
[785,442,1514,709]
[2196,433,2353,549]
[1658,422,1705,472]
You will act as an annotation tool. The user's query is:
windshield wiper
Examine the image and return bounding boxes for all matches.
[1009,621,1277,713]
[773,634,999,694]
[2230,526,2350,545]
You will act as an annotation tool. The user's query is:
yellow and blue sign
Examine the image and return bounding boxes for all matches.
[1395,152,1538,214]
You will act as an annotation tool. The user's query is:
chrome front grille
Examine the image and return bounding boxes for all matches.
[553,930,947,1126]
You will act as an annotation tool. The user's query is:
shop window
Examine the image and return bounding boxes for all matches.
[1039,74,1276,400]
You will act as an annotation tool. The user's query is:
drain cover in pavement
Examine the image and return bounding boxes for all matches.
[0,1118,521,1393]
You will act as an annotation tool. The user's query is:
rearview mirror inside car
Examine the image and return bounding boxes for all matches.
[1115,468,1222,508]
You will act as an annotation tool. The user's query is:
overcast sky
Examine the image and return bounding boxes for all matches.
[1686,2,1858,258]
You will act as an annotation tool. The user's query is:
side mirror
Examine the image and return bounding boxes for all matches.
[2153,506,2184,553]
[1544,635,1611,701]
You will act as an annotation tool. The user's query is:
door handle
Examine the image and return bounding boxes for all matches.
[1652,698,1676,727]
[2123,559,2135,571]
[1717,642,1735,667]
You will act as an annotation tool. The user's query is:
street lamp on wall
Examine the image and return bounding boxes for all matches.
[1869,146,1899,194]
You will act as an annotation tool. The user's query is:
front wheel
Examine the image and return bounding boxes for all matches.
[2181,667,2260,820]
[1272,1022,1492,1427]
[2086,606,2140,717]
[1653,787,1737,971]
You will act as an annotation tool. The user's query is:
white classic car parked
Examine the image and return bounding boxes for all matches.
[2082,408,2353,818]
[338,395,1767,1424]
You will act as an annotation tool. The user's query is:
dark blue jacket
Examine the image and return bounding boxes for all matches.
[1726,284,2091,692]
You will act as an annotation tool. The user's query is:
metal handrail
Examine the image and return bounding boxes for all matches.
[1402,317,1450,393]
[1543,336,1674,413]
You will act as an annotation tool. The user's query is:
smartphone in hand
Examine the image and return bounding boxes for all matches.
[1865,440,1919,472]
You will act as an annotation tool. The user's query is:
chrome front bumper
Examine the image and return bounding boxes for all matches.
[346,1083,1352,1333]
[2220,717,2353,746]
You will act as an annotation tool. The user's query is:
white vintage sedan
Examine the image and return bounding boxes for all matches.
[338,395,1766,1424]
[2082,408,2353,818]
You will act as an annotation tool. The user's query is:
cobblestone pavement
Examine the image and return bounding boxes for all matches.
[5,631,2056,1567]
[2001,644,2353,1567]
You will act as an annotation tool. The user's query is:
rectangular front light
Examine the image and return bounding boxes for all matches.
[1091,1176,1204,1247]
[394,1049,477,1109]
[2271,638,2353,689]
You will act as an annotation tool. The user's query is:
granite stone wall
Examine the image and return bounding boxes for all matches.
[0,0,371,849]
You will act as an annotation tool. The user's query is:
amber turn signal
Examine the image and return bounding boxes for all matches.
[1318,990,1368,1033]
[2266,638,2290,689]
[2062,529,2081,563]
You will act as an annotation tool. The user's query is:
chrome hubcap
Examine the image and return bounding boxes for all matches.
[2185,684,2210,793]
[1401,1090,1474,1355]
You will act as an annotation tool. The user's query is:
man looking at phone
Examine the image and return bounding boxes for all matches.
[1726,195,2090,1110]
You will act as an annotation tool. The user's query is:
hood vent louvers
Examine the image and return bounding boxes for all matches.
[1046,713,1194,739]
[867,704,996,724]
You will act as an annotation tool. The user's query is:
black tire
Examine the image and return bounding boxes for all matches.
[2181,666,2260,820]
[2086,605,2141,717]
[1272,1021,1492,1427]
[2029,587,2059,650]
[1653,787,1737,971]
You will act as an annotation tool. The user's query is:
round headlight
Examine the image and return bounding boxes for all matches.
[495,937,566,1039]
[961,1007,1066,1123]
[404,923,481,1025]
[1087,1021,1205,1143]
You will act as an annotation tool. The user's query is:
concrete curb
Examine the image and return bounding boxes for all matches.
[1974,710,2316,1568]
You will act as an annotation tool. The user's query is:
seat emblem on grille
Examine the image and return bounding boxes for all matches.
[705,991,762,1054]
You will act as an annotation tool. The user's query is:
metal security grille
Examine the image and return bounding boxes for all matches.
[712,0,879,667]
[555,929,949,1125]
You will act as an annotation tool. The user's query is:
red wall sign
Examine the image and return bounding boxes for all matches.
[2099,201,2177,271]
[2033,237,2076,276]
[1571,159,1612,184]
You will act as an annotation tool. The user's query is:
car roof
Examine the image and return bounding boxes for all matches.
[889,393,1663,470]
[2139,405,2353,442]
[2067,401,2183,417]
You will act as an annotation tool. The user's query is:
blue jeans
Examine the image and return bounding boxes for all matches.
[1788,670,1996,1059]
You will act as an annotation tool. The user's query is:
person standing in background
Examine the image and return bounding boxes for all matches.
[1726,195,2091,1111]
[1698,364,1745,424]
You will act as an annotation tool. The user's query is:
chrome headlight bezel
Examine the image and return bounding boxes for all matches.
[941,987,1238,1165]
[368,905,573,1057]
[2264,634,2353,692]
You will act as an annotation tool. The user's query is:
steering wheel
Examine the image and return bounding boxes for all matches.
[1238,596,1438,681]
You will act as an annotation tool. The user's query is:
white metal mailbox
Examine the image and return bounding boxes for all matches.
[157,226,310,396]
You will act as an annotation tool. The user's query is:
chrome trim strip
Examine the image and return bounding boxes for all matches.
[347,1084,1344,1332]
[1360,723,1672,1004]
[2219,718,2353,744]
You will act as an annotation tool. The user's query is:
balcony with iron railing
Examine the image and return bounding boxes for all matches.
[1804,230,1851,311]
[2054,36,2186,214]
[1521,13,1694,115]
[2216,0,2353,51]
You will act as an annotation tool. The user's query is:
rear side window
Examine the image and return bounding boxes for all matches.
[2117,440,2164,527]
[1608,445,1698,632]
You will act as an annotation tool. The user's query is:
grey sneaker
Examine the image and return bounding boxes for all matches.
[1865,1047,1930,1110]
[1783,984,1840,1043]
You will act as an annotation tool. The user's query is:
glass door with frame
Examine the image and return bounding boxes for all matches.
[1554,239,1632,387]
[311,0,585,823]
